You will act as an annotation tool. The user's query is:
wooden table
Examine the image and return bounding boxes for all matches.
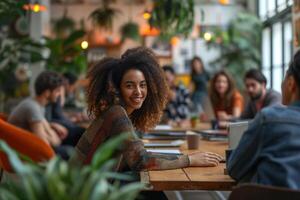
[141,140,236,191]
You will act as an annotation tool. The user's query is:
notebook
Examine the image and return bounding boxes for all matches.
[146,149,182,155]
[144,140,184,148]
[143,132,186,140]
[198,129,228,141]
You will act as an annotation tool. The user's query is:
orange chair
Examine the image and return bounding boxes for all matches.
[0,119,55,172]
[0,113,7,121]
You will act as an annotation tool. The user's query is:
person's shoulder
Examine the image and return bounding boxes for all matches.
[260,104,299,122]
[12,98,37,112]
[233,90,243,99]
[267,89,281,98]
[21,97,40,107]
[261,105,285,114]
[104,105,128,118]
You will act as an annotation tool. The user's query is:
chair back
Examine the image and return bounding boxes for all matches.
[0,113,7,121]
[229,184,300,200]
[0,119,55,172]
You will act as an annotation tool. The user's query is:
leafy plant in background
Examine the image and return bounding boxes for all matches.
[149,0,194,40]
[89,0,120,31]
[0,38,44,98]
[120,21,140,42]
[45,29,87,74]
[0,0,26,22]
[0,0,45,103]
[0,133,144,200]
[52,9,75,38]
[207,13,263,89]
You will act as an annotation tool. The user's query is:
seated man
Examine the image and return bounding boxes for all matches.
[45,72,85,146]
[241,69,281,119]
[162,66,194,127]
[8,71,70,159]
[227,50,300,189]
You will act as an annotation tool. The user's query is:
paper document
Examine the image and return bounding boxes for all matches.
[146,149,182,155]
[144,140,184,147]
[154,124,172,130]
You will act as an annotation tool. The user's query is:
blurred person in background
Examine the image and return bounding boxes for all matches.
[190,56,210,108]
[162,65,193,128]
[209,70,244,121]
[241,69,282,119]
[45,72,86,147]
[8,71,70,159]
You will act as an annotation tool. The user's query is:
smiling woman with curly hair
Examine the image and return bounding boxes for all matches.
[70,47,222,174]
[86,47,166,132]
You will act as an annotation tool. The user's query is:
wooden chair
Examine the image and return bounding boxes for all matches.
[228,184,300,200]
[0,119,55,172]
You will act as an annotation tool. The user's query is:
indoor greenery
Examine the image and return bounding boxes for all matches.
[0,133,144,200]
[149,0,194,40]
[120,21,140,42]
[89,0,120,31]
[45,29,87,74]
[207,13,263,88]
[0,0,44,101]
[52,9,75,38]
[0,0,26,22]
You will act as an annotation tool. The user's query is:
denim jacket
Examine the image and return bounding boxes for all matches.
[227,101,300,189]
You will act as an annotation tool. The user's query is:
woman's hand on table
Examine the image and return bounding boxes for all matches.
[188,152,224,167]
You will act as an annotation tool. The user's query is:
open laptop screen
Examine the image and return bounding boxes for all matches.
[228,121,249,149]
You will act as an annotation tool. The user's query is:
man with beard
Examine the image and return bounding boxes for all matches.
[8,71,70,159]
[241,69,281,119]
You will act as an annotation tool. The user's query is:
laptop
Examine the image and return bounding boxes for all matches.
[228,121,249,149]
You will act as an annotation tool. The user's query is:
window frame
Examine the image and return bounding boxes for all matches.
[257,0,293,89]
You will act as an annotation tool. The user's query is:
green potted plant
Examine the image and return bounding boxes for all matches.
[52,9,75,38]
[45,29,87,74]
[190,115,200,128]
[149,0,194,40]
[0,134,144,200]
[89,0,120,31]
[120,21,140,42]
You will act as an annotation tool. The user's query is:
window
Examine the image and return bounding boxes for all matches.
[262,28,271,88]
[277,0,287,11]
[258,0,293,92]
[272,22,283,91]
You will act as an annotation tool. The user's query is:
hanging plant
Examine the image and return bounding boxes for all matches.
[89,5,120,31]
[52,9,75,38]
[45,29,87,74]
[149,0,194,40]
[120,21,140,41]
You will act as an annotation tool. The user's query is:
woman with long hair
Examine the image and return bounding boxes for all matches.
[209,70,244,121]
[190,56,210,106]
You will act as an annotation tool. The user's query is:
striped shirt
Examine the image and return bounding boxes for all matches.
[69,105,189,171]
